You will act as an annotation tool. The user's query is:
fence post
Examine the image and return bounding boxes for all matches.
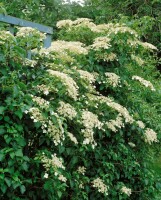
[44,33,52,48]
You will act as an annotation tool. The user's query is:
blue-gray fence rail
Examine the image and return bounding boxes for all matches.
[0,14,53,49]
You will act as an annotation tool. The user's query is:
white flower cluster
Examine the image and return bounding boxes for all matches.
[92,178,108,195]
[16,27,45,41]
[78,70,95,83]
[31,95,50,109]
[127,40,158,51]
[127,39,139,47]
[136,120,145,129]
[57,18,94,29]
[90,23,111,33]
[57,101,77,120]
[36,84,50,95]
[48,40,88,55]
[82,110,103,130]
[81,128,96,146]
[47,69,79,100]
[106,114,124,132]
[77,166,86,175]
[67,132,78,144]
[121,186,132,196]
[58,174,67,182]
[27,107,45,123]
[42,119,65,146]
[131,55,144,66]
[90,37,111,50]
[26,106,65,146]
[132,76,155,91]
[89,95,134,124]
[106,100,134,124]
[105,72,120,87]
[96,52,117,62]
[44,172,49,179]
[0,31,15,45]
[144,128,158,144]
[54,51,75,64]
[128,142,136,147]
[81,110,102,146]
[41,153,65,170]
[56,19,73,28]
[22,58,37,67]
[72,18,93,26]
[43,169,67,182]
[140,42,158,51]
[88,22,138,37]
[108,26,138,37]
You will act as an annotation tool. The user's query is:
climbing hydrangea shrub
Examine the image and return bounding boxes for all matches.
[0,19,161,200]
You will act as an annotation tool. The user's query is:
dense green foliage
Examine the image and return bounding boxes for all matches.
[0,17,161,199]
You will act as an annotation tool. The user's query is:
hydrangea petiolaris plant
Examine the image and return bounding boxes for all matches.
[0,18,161,199]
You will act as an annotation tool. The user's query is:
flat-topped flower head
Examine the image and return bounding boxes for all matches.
[144,128,158,144]
[132,75,155,91]
[121,186,132,196]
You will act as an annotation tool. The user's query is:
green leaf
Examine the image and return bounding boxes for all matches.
[15,110,23,119]
[0,126,5,135]
[57,191,62,198]
[20,185,26,194]
[0,153,4,161]
[0,106,5,115]
[22,162,28,171]
[5,178,12,187]
[15,149,23,157]
[1,184,7,193]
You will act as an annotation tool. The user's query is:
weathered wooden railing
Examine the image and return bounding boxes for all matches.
[0,14,53,58]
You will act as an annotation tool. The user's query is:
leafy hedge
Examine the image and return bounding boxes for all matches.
[0,18,161,199]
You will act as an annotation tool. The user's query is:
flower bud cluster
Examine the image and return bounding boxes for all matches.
[42,119,65,146]
[28,107,45,123]
[77,70,95,83]
[22,58,37,67]
[121,186,132,196]
[105,72,120,87]
[140,42,158,51]
[106,100,134,124]
[144,128,158,144]
[77,166,86,175]
[90,37,111,50]
[81,110,103,147]
[106,114,124,132]
[0,31,15,45]
[92,178,108,195]
[49,40,88,55]
[16,27,45,41]
[132,75,155,91]
[95,52,117,62]
[36,84,50,95]
[82,110,102,130]
[57,101,77,120]
[47,69,79,100]
[58,174,67,182]
[136,120,145,129]
[40,153,65,170]
[67,132,78,144]
[31,95,49,109]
